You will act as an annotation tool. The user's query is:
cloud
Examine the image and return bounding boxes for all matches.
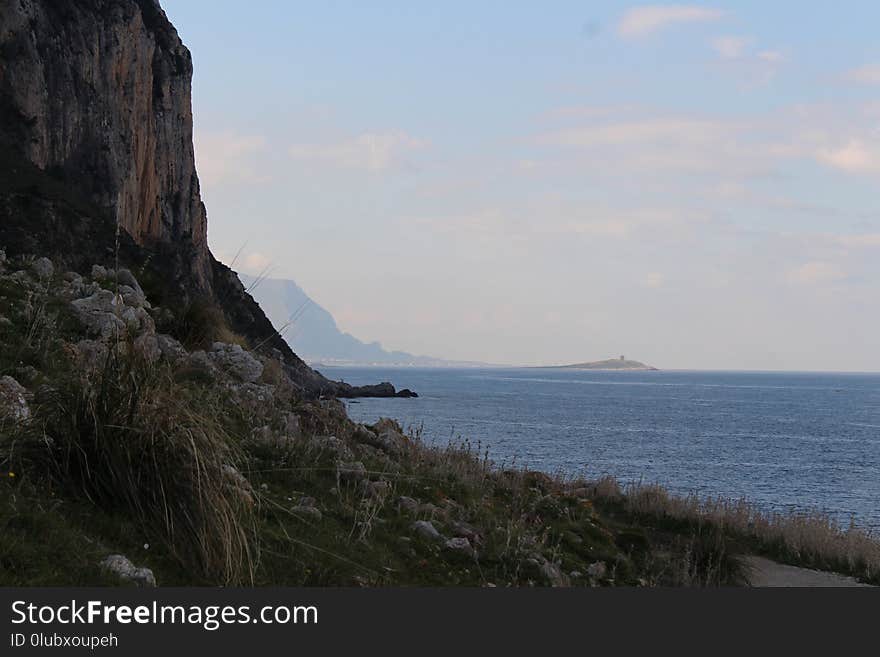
[643,272,665,288]
[617,5,724,38]
[709,36,786,85]
[538,118,728,148]
[817,140,880,173]
[194,131,268,186]
[533,114,774,176]
[785,261,847,285]
[409,204,703,245]
[843,65,880,85]
[712,35,749,59]
[836,233,880,248]
[757,50,784,64]
[289,132,428,172]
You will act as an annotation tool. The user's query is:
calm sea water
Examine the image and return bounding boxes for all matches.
[327,367,880,531]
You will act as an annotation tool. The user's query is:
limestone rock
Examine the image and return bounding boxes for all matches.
[362,480,392,500]
[100,555,156,588]
[291,506,322,522]
[119,285,147,309]
[316,436,354,461]
[72,339,110,372]
[133,334,162,364]
[411,520,443,542]
[0,376,30,422]
[396,496,420,514]
[222,465,254,506]
[71,290,125,339]
[155,335,187,362]
[336,461,367,483]
[444,537,476,558]
[0,1,213,290]
[209,342,263,383]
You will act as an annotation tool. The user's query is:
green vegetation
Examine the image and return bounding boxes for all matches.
[1,253,877,587]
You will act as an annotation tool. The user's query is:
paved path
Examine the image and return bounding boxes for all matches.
[744,556,872,587]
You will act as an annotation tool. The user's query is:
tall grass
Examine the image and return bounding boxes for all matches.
[17,348,258,584]
[588,476,880,583]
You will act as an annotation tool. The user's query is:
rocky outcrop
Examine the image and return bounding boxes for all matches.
[0,0,211,289]
[0,1,414,399]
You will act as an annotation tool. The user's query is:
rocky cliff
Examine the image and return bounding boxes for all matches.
[0,0,410,398]
[0,0,211,288]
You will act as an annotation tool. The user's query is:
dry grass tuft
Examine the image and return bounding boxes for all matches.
[18,349,258,584]
[590,477,880,583]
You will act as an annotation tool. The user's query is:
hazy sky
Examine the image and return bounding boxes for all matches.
[162,1,880,371]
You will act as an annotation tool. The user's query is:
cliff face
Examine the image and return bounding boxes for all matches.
[0,0,210,288]
[0,0,411,398]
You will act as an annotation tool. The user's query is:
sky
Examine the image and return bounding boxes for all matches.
[161,1,880,371]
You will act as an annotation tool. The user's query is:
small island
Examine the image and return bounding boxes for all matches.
[541,355,658,371]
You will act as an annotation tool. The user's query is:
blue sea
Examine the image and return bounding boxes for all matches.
[327,367,880,531]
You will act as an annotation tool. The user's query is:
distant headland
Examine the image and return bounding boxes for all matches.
[540,356,658,371]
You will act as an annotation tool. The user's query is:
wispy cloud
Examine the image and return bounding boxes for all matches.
[194,131,268,186]
[289,132,428,172]
[538,117,728,148]
[817,140,880,174]
[785,261,848,285]
[643,272,665,288]
[617,5,724,38]
[843,65,880,85]
[835,233,880,248]
[712,35,749,59]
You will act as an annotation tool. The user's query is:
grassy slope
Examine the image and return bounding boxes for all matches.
[0,259,877,587]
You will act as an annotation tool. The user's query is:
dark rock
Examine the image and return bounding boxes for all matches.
[411,520,442,542]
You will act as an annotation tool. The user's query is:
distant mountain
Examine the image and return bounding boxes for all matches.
[239,274,482,367]
[542,357,657,371]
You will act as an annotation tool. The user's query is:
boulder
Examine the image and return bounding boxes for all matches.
[132,334,162,364]
[367,418,409,454]
[362,480,392,500]
[114,268,143,296]
[291,505,322,521]
[100,555,156,587]
[316,436,354,461]
[71,290,125,338]
[222,465,254,506]
[396,496,420,514]
[411,520,442,542]
[336,461,367,483]
[0,376,30,422]
[444,537,476,558]
[155,334,187,362]
[208,342,263,383]
[119,284,147,308]
[449,520,480,542]
[72,339,110,372]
